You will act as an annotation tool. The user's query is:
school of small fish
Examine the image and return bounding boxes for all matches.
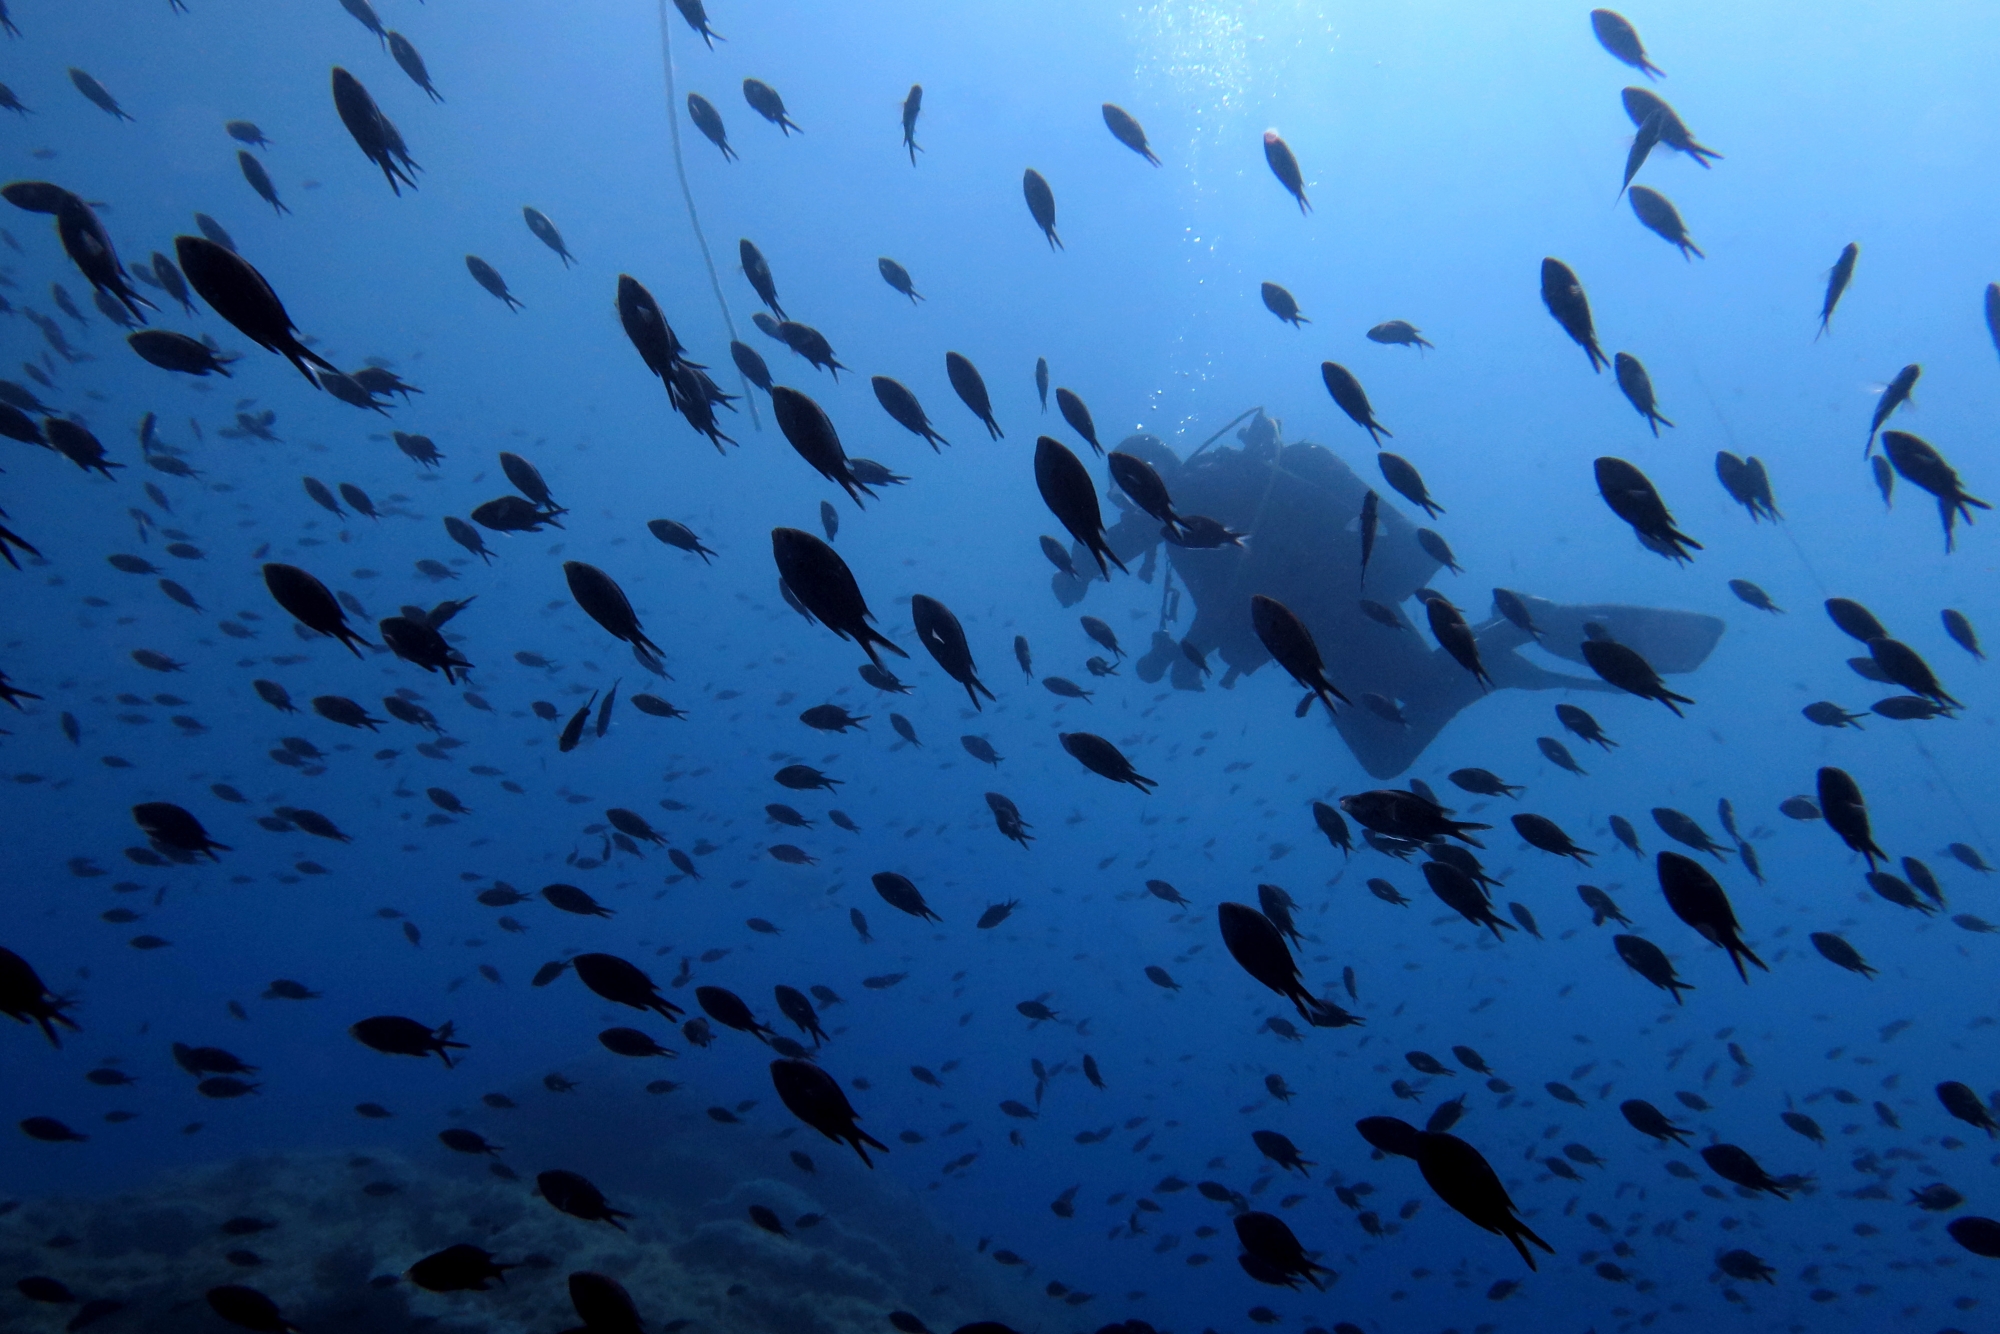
[1,3,1998,1334]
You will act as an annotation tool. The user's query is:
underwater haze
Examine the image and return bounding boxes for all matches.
[4,1,2000,1332]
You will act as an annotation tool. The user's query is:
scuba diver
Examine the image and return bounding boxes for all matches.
[1053,411,1723,779]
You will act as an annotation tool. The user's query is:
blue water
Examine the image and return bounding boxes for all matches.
[4,0,2000,1330]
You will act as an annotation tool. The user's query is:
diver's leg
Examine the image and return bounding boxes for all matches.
[1338,652,1489,779]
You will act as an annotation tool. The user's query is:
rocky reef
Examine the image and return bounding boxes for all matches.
[1,1143,1013,1333]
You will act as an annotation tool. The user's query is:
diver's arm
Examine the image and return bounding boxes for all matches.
[1103,506,1163,565]
[1056,509,1165,607]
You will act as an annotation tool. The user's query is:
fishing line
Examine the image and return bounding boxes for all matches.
[657,1,759,430]
[1691,368,1992,858]
[1687,364,1824,594]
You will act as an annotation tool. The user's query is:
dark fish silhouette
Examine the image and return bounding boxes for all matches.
[380,616,470,682]
[1218,902,1341,1025]
[332,67,418,194]
[1596,457,1698,561]
[1541,258,1608,372]
[1109,449,1187,539]
[1367,320,1433,350]
[1614,934,1692,1004]
[1824,596,1887,643]
[466,256,522,311]
[877,256,922,302]
[387,30,442,102]
[1055,387,1101,454]
[646,521,716,568]
[742,78,799,133]
[565,561,666,674]
[1235,1210,1333,1290]
[687,93,738,160]
[1658,851,1766,982]
[1425,595,1490,690]
[1061,731,1155,792]
[1621,87,1721,166]
[772,527,906,668]
[696,985,776,1043]
[772,386,868,506]
[871,376,948,450]
[128,331,234,377]
[573,952,684,1020]
[1700,1144,1791,1198]
[911,594,995,709]
[1882,431,1988,551]
[1423,860,1514,939]
[538,1169,633,1229]
[133,801,229,860]
[946,351,1002,439]
[1816,766,1887,869]
[1341,790,1487,846]
[1621,1098,1691,1144]
[1818,242,1859,338]
[1865,364,1919,452]
[1102,103,1160,164]
[174,237,334,385]
[1627,186,1701,258]
[237,151,288,215]
[350,1015,465,1065]
[738,240,786,321]
[1870,634,1958,708]
[1321,362,1390,443]
[1512,812,1592,863]
[1811,931,1875,977]
[1715,450,1780,521]
[772,1058,886,1166]
[1416,1132,1554,1269]
[1261,282,1308,326]
[901,84,922,163]
[36,190,156,323]
[1251,594,1351,716]
[1582,633,1692,715]
[1943,608,1983,659]
[1613,353,1672,433]
[45,417,124,478]
[523,207,574,266]
[338,0,386,42]
[872,871,940,923]
[1036,436,1126,578]
[670,0,724,46]
[406,1244,514,1293]
[1377,452,1441,518]
[0,945,79,1046]
[731,339,772,391]
[1263,131,1308,212]
[68,67,132,119]
[264,563,368,655]
[1023,168,1061,248]
[1590,9,1663,78]
[1620,109,1664,197]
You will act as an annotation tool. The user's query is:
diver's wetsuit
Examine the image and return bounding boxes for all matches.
[1054,415,1723,778]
